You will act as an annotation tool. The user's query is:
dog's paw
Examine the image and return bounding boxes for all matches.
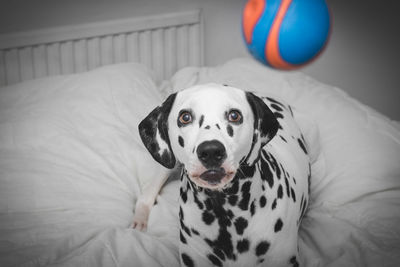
[131,201,150,231]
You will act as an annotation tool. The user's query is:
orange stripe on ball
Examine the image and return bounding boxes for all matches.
[265,0,297,69]
[243,0,266,44]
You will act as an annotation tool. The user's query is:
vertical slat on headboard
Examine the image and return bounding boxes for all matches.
[0,10,204,86]
[87,37,100,70]
[32,45,47,79]
[164,27,177,80]
[152,29,164,81]
[189,23,201,66]
[47,43,61,76]
[126,32,139,63]
[60,41,74,75]
[176,25,189,70]
[5,49,20,85]
[19,47,34,81]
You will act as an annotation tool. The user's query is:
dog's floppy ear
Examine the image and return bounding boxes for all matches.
[138,93,177,169]
[244,92,279,165]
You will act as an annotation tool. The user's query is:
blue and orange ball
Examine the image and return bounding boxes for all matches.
[242,0,331,70]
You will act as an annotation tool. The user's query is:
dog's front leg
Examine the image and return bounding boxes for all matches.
[132,167,170,231]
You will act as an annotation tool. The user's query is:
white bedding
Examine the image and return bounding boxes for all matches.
[1,58,399,267]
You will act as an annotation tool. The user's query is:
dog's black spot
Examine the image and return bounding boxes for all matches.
[214,228,234,260]
[225,180,239,195]
[237,162,256,178]
[208,254,222,267]
[268,153,281,179]
[193,193,204,210]
[205,125,211,130]
[179,206,184,220]
[227,124,234,137]
[202,210,215,225]
[191,228,200,235]
[199,115,204,128]
[291,187,296,202]
[234,217,248,235]
[213,248,225,261]
[204,198,213,210]
[237,239,250,253]
[227,209,235,219]
[290,256,300,267]
[238,181,251,210]
[223,84,229,87]
[180,231,187,244]
[277,184,283,199]
[216,124,221,129]
[272,198,277,210]
[259,155,274,188]
[259,195,267,207]
[250,200,256,216]
[178,136,185,148]
[284,177,291,197]
[228,195,238,206]
[259,259,265,264]
[180,188,187,203]
[241,181,251,193]
[298,138,308,154]
[255,241,270,256]
[271,103,283,111]
[266,97,284,107]
[181,253,194,267]
[205,238,213,247]
[280,135,287,142]
[180,219,191,236]
[274,112,284,120]
[274,218,283,232]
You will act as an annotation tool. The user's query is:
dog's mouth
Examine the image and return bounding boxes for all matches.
[190,167,236,189]
[199,168,226,185]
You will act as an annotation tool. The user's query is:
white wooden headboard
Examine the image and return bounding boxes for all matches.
[0,10,204,86]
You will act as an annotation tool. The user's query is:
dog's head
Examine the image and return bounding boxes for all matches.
[139,84,279,190]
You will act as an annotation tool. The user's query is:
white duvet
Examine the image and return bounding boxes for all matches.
[0,58,399,267]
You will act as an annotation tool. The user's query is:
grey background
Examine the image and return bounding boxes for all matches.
[1,0,399,120]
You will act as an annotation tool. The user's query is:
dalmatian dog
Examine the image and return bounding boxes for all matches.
[135,83,310,266]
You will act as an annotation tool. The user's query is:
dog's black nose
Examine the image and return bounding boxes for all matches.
[197,140,227,168]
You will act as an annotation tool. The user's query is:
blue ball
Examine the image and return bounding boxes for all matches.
[242,0,331,70]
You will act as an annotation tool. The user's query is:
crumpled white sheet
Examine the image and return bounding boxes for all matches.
[1,58,399,267]
[0,64,180,267]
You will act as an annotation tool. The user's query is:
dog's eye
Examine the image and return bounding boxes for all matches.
[227,110,242,123]
[179,111,193,124]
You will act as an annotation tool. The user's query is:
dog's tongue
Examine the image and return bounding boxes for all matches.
[200,168,226,185]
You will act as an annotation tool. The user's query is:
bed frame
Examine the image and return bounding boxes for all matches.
[0,10,204,86]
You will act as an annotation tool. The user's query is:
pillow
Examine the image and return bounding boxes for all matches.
[0,63,179,266]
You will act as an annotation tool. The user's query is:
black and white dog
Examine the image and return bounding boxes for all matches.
[135,84,310,267]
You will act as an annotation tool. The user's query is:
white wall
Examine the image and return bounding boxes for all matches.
[1,0,399,119]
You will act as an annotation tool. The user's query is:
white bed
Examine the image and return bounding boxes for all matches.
[1,11,400,267]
